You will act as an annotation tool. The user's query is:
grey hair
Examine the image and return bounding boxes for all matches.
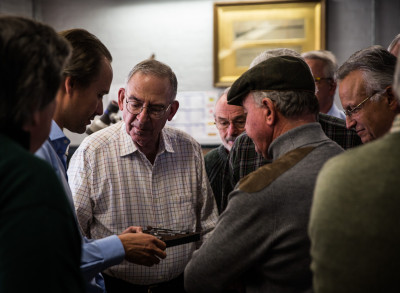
[252,90,319,117]
[388,33,400,53]
[223,87,231,95]
[214,87,231,115]
[249,48,319,117]
[394,55,400,102]
[216,87,230,101]
[250,48,301,68]
[126,59,178,101]
[337,45,396,101]
[301,50,337,80]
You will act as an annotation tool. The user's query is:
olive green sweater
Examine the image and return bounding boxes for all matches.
[309,130,400,293]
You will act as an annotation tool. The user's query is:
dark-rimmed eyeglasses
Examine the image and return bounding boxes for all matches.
[214,118,246,130]
[343,91,380,118]
[125,99,171,119]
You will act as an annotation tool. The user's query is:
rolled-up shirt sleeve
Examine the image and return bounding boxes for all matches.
[81,235,125,281]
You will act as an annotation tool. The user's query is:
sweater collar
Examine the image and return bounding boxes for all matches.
[268,122,329,160]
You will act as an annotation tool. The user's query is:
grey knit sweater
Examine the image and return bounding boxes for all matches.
[185,123,343,293]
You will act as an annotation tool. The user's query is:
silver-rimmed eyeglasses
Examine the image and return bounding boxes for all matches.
[343,91,381,118]
[125,99,172,119]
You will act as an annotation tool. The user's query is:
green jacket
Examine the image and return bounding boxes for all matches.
[310,129,400,293]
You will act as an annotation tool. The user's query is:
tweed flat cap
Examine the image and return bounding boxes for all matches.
[227,55,315,105]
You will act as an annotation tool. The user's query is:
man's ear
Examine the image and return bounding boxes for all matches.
[329,80,337,96]
[167,100,179,121]
[22,111,39,134]
[22,106,51,153]
[385,86,399,111]
[262,98,276,126]
[64,76,74,96]
[117,88,126,111]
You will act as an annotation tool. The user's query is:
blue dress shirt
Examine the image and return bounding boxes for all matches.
[327,103,346,120]
[36,121,125,293]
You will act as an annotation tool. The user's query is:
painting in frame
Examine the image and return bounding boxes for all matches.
[213,0,326,87]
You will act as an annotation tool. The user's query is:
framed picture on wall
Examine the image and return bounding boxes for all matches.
[213,0,326,87]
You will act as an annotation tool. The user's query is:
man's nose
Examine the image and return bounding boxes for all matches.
[95,101,103,116]
[345,115,356,129]
[227,122,239,136]
[136,106,150,122]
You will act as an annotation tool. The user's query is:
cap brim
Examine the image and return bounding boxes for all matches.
[227,91,247,106]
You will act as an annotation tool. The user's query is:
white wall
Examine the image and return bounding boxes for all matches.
[38,0,220,144]
[39,0,216,92]
[0,0,34,17]
[2,0,400,144]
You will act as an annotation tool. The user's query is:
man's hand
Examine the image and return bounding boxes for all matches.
[120,226,143,234]
[118,230,167,267]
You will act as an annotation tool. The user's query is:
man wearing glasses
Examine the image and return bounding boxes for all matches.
[68,59,218,293]
[205,87,246,213]
[309,49,400,293]
[337,45,399,143]
[302,50,346,120]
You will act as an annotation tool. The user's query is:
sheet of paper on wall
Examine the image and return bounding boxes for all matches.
[167,91,222,145]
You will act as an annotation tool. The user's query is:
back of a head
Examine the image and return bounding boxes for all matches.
[388,33,400,53]
[229,55,319,118]
[214,87,231,110]
[337,45,396,94]
[127,59,178,101]
[250,48,301,68]
[0,16,71,130]
[394,54,400,102]
[60,28,112,87]
[241,49,318,117]
[301,50,338,79]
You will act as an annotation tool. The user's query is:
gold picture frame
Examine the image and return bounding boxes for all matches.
[213,0,326,87]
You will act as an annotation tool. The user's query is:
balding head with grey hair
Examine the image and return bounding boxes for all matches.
[250,48,301,68]
[394,53,400,101]
[337,45,396,99]
[337,45,399,143]
[301,50,343,118]
[213,86,246,152]
[301,50,337,81]
[244,48,318,121]
[126,59,178,102]
[388,33,400,57]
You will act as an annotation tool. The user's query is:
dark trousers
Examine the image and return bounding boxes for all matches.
[102,273,186,293]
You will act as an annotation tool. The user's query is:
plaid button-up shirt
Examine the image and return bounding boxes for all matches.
[68,122,218,285]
